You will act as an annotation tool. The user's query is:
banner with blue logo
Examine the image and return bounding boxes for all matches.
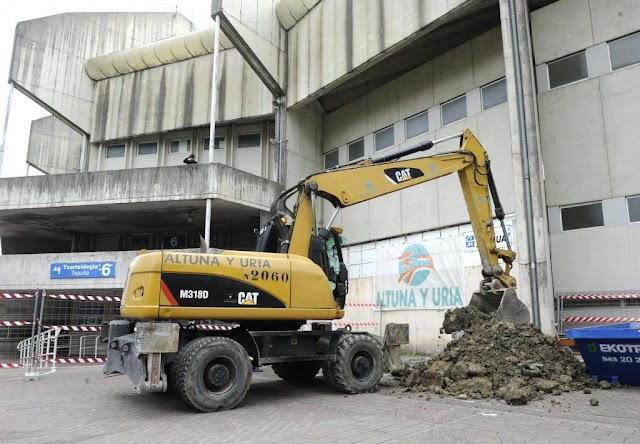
[50,262,116,279]
[374,237,464,310]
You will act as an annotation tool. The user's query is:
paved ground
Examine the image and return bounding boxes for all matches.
[1,364,639,443]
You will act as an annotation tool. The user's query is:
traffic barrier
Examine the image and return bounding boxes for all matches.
[0,293,35,299]
[563,316,640,323]
[195,324,236,331]
[558,294,640,300]
[45,294,121,302]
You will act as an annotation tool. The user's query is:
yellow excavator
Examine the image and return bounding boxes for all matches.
[104,129,530,412]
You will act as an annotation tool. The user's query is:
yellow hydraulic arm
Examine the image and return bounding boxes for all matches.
[271,129,529,323]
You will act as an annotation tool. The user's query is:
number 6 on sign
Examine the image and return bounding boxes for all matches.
[101,263,113,277]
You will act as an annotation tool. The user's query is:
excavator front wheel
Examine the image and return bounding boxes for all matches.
[323,333,383,394]
[172,336,252,412]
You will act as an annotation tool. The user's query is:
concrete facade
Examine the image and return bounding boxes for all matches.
[27,116,83,174]
[2,0,640,354]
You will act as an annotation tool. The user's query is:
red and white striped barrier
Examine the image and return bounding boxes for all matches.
[557,293,640,300]
[45,325,101,332]
[0,293,121,301]
[0,321,32,327]
[332,322,379,327]
[0,293,35,299]
[0,322,101,332]
[0,357,106,369]
[195,324,236,331]
[45,294,121,302]
[0,363,22,369]
[48,357,106,364]
[344,303,380,307]
[563,316,640,323]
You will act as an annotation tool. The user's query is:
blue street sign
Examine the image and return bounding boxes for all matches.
[50,262,116,279]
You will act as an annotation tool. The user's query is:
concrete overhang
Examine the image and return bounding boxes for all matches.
[84,27,235,81]
[0,164,283,239]
[286,0,557,112]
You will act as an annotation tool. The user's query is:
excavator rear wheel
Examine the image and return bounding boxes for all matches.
[323,333,383,394]
[272,361,322,383]
[172,336,252,412]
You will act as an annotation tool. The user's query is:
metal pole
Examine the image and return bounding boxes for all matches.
[507,0,540,328]
[204,14,221,248]
[208,14,221,162]
[205,198,212,249]
[28,290,39,372]
[0,82,14,176]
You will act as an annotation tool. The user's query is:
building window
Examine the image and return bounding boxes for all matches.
[348,139,364,161]
[441,95,467,126]
[237,133,261,148]
[324,149,339,169]
[374,126,394,152]
[204,137,225,150]
[481,78,507,111]
[405,111,429,140]
[561,202,604,231]
[628,196,640,223]
[169,139,191,154]
[137,142,158,156]
[105,144,125,158]
[548,51,588,89]
[609,31,640,71]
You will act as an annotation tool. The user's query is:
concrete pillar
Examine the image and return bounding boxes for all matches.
[499,0,554,332]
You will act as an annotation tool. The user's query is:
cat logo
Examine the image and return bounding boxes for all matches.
[238,291,259,305]
[384,167,425,185]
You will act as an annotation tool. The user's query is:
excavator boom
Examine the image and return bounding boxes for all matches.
[270,129,529,324]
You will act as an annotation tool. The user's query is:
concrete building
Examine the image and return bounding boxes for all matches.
[2,0,640,355]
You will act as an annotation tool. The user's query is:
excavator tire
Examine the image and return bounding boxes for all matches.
[272,361,322,383]
[324,333,383,394]
[172,336,252,412]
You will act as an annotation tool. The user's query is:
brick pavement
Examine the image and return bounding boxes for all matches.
[0,365,638,443]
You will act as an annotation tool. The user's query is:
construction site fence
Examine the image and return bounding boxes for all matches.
[0,289,122,360]
[555,292,640,334]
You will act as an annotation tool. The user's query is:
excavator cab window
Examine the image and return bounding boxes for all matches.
[309,227,348,309]
[255,221,279,253]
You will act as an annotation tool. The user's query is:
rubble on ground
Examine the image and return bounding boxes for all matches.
[402,306,597,405]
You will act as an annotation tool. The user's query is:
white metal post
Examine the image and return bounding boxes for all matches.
[205,14,221,248]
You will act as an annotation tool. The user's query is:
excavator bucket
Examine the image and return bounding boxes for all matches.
[469,288,530,324]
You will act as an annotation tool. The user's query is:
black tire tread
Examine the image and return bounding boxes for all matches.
[330,334,383,394]
[172,336,251,412]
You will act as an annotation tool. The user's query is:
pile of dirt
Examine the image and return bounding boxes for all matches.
[402,306,596,405]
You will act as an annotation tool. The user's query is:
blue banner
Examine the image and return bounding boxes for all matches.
[50,262,116,279]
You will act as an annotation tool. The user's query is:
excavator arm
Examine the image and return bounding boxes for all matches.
[270,129,529,323]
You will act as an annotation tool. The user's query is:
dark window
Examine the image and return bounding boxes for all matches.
[374,126,394,151]
[609,32,640,71]
[405,112,429,140]
[561,202,604,231]
[204,137,225,150]
[481,78,507,110]
[169,139,191,154]
[628,196,640,223]
[106,144,125,158]
[324,149,339,169]
[548,51,588,89]
[348,139,364,161]
[237,133,261,148]
[441,95,467,125]
[137,142,157,156]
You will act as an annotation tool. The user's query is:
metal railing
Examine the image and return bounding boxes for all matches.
[17,327,60,380]
[78,335,107,359]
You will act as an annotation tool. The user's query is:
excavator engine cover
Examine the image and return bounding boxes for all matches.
[469,288,530,324]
